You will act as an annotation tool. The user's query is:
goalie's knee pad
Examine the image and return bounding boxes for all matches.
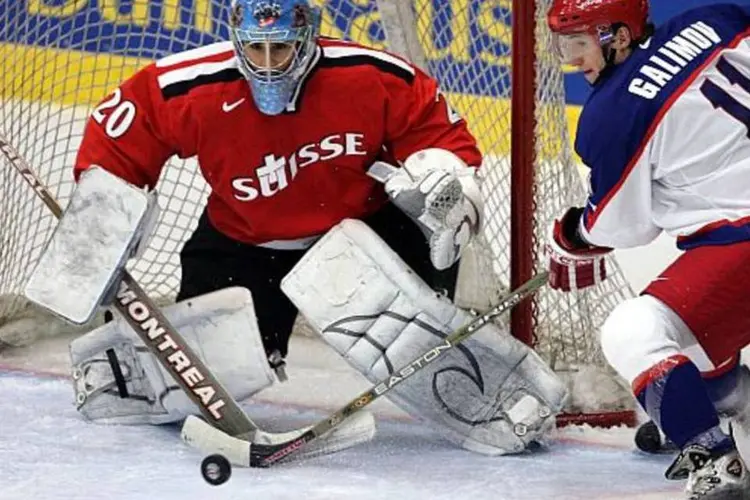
[70,287,276,425]
[282,219,568,455]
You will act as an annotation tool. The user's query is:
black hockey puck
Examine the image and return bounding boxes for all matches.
[634,420,664,453]
[201,454,232,486]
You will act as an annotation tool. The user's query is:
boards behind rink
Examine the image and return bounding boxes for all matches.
[0,0,637,427]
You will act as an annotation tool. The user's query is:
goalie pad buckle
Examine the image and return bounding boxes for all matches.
[25,166,159,324]
[282,220,568,455]
[72,340,164,423]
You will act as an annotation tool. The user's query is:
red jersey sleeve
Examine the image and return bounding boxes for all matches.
[382,66,482,168]
[74,63,190,188]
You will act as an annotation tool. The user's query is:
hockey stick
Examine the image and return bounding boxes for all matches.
[192,270,545,467]
[0,136,260,438]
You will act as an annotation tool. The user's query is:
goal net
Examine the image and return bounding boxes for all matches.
[0,0,636,425]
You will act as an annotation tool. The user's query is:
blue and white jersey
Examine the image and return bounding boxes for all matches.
[576,3,750,250]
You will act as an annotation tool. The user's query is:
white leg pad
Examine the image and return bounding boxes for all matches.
[281,220,567,455]
[70,287,275,425]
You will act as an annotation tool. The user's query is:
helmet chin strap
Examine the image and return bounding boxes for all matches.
[587,42,617,86]
[595,24,620,76]
[604,43,617,66]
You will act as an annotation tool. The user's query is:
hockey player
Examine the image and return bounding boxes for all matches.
[545,0,750,497]
[26,0,567,459]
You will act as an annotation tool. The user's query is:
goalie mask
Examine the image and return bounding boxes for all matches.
[230,0,321,115]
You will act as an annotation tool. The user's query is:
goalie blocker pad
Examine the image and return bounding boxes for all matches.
[70,287,276,425]
[282,220,568,455]
[24,166,159,324]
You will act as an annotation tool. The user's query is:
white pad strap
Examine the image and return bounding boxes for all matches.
[25,166,159,324]
[282,220,567,455]
[70,287,275,425]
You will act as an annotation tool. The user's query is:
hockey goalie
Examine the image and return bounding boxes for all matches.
[27,166,566,460]
[22,0,567,462]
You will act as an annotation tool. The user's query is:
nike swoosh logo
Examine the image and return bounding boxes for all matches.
[222,98,245,112]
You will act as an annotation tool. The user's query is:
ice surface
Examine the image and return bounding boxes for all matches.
[0,337,684,500]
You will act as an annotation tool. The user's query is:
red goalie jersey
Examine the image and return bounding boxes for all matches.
[74,39,482,245]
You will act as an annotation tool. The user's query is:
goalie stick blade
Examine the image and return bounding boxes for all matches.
[182,416,251,466]
[181,412,377,468]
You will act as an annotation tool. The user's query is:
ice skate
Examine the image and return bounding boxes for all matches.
[666,444,750,499]
[712,366,750,466]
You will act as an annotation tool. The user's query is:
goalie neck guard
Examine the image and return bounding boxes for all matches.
[229,0,321,115]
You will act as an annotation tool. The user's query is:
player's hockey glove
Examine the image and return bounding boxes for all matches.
[384,149,482,270]
[545,207,611,292]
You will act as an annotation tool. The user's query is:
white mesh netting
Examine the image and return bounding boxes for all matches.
[0,1,636,423]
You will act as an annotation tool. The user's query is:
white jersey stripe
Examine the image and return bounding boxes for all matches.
[321,45,415,75]
[156,41,235,68]
[157,58,239,89]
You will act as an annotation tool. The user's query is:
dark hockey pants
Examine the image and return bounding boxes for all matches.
[176,203,459,357]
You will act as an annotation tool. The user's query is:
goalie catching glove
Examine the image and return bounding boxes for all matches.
[383,149,482,270]
[545,207,611,292]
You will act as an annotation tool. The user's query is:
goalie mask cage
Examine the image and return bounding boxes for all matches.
[0,0,636,427]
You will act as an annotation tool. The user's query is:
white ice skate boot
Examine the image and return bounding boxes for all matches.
[712,366,750,465]
[665,444,750,499]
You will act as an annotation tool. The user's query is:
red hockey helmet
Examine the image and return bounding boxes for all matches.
[548,0,650,40]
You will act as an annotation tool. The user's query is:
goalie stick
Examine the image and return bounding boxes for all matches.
[0,136,257,439]
[181,270,549,468]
